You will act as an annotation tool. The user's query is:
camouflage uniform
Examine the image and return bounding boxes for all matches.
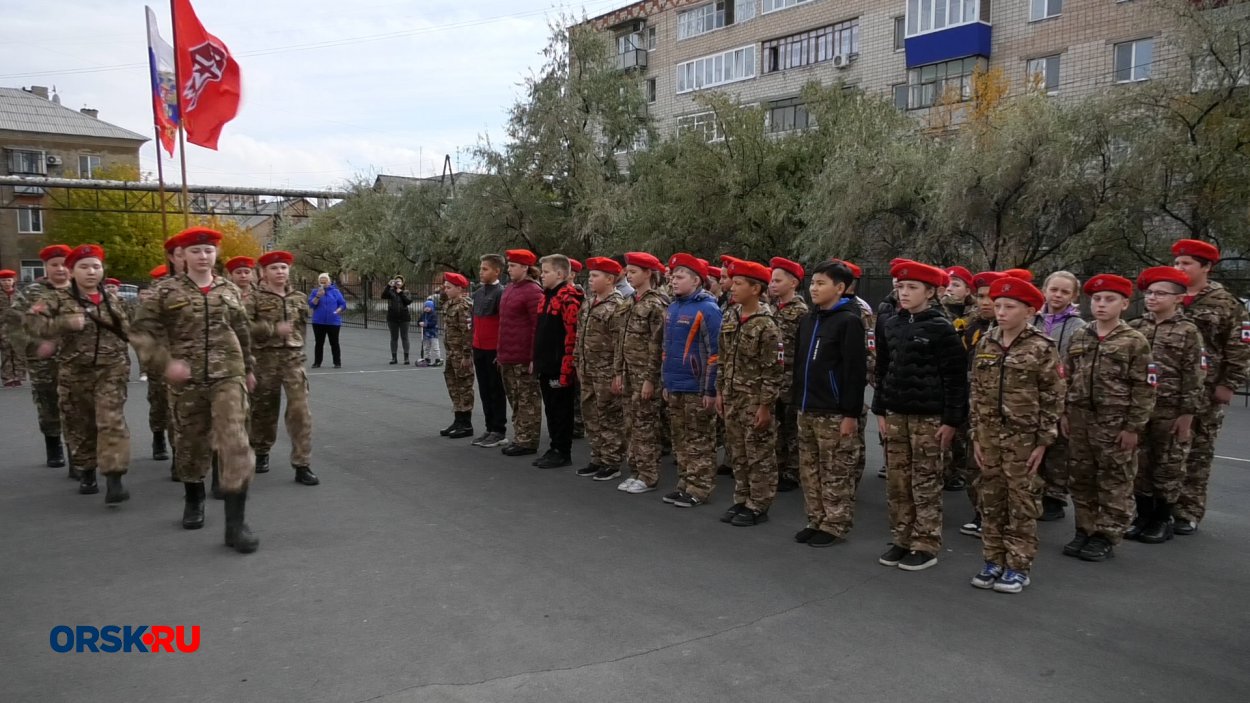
[500,363,541,448]
[1179,282,1250,525]
[442,296,475,412]
[970,326,1064,572]
[855,301,876,486]
[247,287,312,468]
[957,313,996,509]
[0,287,27,385]
[131,275,255,491]
[16,281,65,437]
[614,288,668,486]
[28,287,132,474]
[773,296,809,486]
[718,303,783,511]
[1064,321,1156,544]
[575,290,625,470]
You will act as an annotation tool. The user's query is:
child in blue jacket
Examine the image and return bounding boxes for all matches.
[417,300,442,367]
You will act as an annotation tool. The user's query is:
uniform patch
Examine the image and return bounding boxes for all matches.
[866,329,876,351]
[1147,362,1159,387]
[1200,349,1209,371]
[1241,321,1250,344]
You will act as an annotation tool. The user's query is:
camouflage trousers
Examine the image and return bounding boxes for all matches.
[775,399,800,482]
[1040,431,1069,501]
[884,414,945,553]
[854,410,868,489]
[659,397,672,452]
[1,337,25,385]
[1136,408,1190,504]
[974,424,1044,571]
[27,357,60,436]
[59,362,131,474]
[580,374,623,468]
[500,363,541,448]
[622,376,663,485]
[250,350,312,467]
[725,396,778,511]
[147,369,169,433]
[1176,401,1224,524]
[573,381,584,437]
[668,392,717,500]
[171,377,254,493]
[1067,406,1138,544]
[797,412,861,537]
[443,353,475,413]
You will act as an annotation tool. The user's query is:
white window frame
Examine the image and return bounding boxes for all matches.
[894,16,906,52]
[676,111,724,143]
[17,207,43,234]
[763,0,812,14]
[677,1,754,40]
[20,260,44,283]
[1114,38,1153,83]
[676,45,757,94]
[1029,0,1061,21]
[762,19,859,74]
[1026,54,1061,94]
[905,56,985,109]
[6,148,46,175]
[79,154,102,178]
[906,0,982,38]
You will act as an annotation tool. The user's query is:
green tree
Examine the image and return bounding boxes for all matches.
[47,164,170,281]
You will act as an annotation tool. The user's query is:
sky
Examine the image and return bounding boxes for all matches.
[0,0,624,192]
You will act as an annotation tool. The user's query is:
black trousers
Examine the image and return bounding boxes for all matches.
[312,324,341,366]
[388,321,410,358]
[473,348,507,433]
[539,376,575,457]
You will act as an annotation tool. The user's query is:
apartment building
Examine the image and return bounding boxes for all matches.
[585,0,1181,140]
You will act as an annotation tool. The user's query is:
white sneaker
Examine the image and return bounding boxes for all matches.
[625,480,657,494]
[139,373,148,382]
[617,478,639,492]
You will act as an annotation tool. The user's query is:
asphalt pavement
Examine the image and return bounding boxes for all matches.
[1,327,1247,703]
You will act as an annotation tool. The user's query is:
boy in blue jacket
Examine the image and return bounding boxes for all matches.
[661,254,721,508]
[417,300,442,367]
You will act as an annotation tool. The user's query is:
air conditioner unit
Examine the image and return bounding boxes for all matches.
[832,54,852,69]
[46,155,62,166]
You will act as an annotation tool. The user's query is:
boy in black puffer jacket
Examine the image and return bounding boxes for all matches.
[872,261,968,572]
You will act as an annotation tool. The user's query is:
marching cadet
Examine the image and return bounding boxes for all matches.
[717,259,783,527]
[1127,267,1205,544]
[873,260,967,571]
[769,257,809,493]
[612,252,668,494]
[0,268,26,387]
[968,276,1063,593]
[1171,239,1250,535]
[226,256,255,301]
[103,277,121,297]
[145,264,173,469]
[659,253,721,507]
[956,271,1002,537]
[1061,274,1155,562]
[247,251,318,486]
[574,257,626,480]
[19,245,72,472]
[1033,271,1086,521]
[28,244,133,503]
[791,260,868,547]
[439,272,476,440]
[131,227,260,553]
[497,249,544,457]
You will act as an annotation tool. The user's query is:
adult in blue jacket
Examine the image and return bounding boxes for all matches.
[308,272,347,368]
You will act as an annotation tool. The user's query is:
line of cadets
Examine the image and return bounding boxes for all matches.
[433,239,1248,593]
[1,228,320,556]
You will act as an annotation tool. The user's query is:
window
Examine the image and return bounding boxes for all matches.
[763,20,859,73]
[20,260,44,283]
[1030,0,1061,21]
[894,17,906,51]
[676,46,756,93]
[766,98,811,133]
[17,207,43,234]
[676,112,723,143]
[906,0,982,37]
[1114,38,1153,83]
[646,26,657,50]
[893,83,910,110]
[905,56,984,109]
[6,149,46,175]
[79,154,101,178]
[646,78,657,103]
[763,0,812,13]
[1026,55,1061,93]
[677,1,754,39]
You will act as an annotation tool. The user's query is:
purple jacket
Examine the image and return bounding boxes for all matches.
[497,278,543,365]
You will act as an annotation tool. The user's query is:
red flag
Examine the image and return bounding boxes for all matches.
[172,0,240,150]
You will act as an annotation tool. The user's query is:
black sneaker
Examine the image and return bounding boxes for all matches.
[661,490,683,504]
[592,465,621,481]
[777,476,800,492]
[808,531,838,548]
[897,550,938,571]
[960,513,982,537]
[877,466,887,479]
[1062,531,1090,557]
[720,502,747,523]
[501,442,537,457]
[1077,536,1114,562]
[878,544,908,566]
[716,464,733,476]
[730,508,768,527]
[471,432,492,447]
[576,463,601,477]
[1173,519,1198,536]
[532,449,561,467]
[534,453,571,469]
[673,492,705,508]
[1040,496,1066,521]
[944,476,967,492]
[794,527,818,543]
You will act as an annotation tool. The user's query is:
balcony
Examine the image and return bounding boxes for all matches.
[904,21,992,69]
[617,48,648,72]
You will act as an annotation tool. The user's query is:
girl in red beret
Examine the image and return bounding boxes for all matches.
[1033,271,1087,522]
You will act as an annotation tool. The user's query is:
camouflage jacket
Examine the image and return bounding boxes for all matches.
[11,280,64,358]
[717,303,783,408]
[0,288,18,343]
[1129,312,1206,415]
[772,296,809,398]
[27,286,131,368]
[1183,282,1250,392]
[969,325,1065,446]
[614,288,668,385]
[442,296,473,360]
[247,287,308,352]
[575,290,624,379]
[859,297,878,386]
[131,274,254,382]
[1064,320,1156,432]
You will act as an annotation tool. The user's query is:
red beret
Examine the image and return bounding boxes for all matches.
[770,257,804,282]
[225,256,255,273]
[669,253,708,280]
[831,259,862,279]
[568,258,583,273]
[890,260,945,287]
[0,269,17,279]
[65,244,105,269]
[1171,239,1219,263]
[989,276,1044,309]
[1084,274,1133,299]
[939,270,951,287]
[39,244,72,262]
[258,251,294,268]
[719,254,742,267]
[889,258,913,268]
[166,227,222,251]
[104,278,121,286]
[586,257,622,276]
[945,266,974,286]
[625,252,664,272]
[972,271,1003,290]
[706,265,722,280]
[1002,268,1034,283]
[443,272,470,289]
[1137,266,1189,291]
[728,259,772,284]
[506,249,537,266]
[150,264,169,279]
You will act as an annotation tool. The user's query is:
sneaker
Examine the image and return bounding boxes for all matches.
[960,514,982,537]
[878,544,908,566]
[1077,535,1114,562]
[673,492,706,508]
[139,372,148,382]
[777,476,800,492]
[1062,531,1090,557]
[625,480,658,495]
[794,527,819,543]
[661,490,683,504]
[993,569,1031,593]
[475,431,507,448]
[534,452,571,469]
[716,464,733,476]
[1173,518,1198,536]
[576,463,601,477]
[593,465,621,481]
[531,449,561,466]
[807,531,838,547]
[501,442,537,456]
[897,550,938,571]
[877,466,887,479]
[617,478,640,492]
[720,503,747,523]
[432,359,443,367]
[730,508,768,526]
[944,476,967,492]
[970,561,1004,589]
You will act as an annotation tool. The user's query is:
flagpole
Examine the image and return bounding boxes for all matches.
[169,0,191,228]
[153,128,171,237]
[145,8,171,237]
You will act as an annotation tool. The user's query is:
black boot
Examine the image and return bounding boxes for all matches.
[403,354,410,365]
[294,466,320,485]
[182,482,205,530]
[151,431,168,461]
[223,491,259,553]
[1125,494,1153,541]
[104,474,130,504]
[390,356,398,365]
[68,464,81,481]
[1140,499,1175,544]
[254,453,270,474]
[78,468,99,495]
[447,411,474,439]
[440,417,458,436]
[210,456,224,500]
[45,435,65,468]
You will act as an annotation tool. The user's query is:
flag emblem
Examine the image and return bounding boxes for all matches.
[1147,362,1159,387]
[182,42,228,111]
